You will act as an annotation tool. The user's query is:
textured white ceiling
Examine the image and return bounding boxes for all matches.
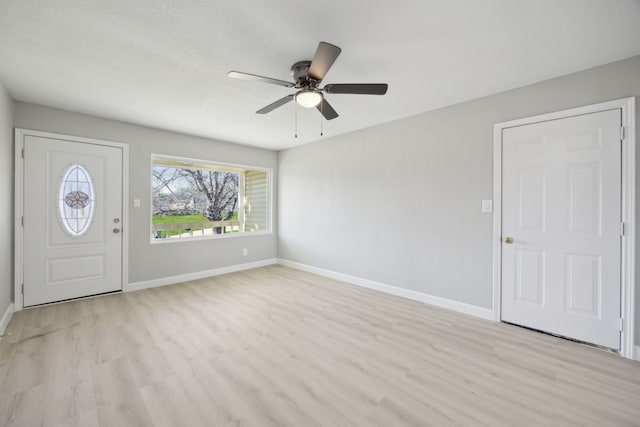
[1,0,640,150]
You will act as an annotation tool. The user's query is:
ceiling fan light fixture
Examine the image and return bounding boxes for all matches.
[296,90,322,108]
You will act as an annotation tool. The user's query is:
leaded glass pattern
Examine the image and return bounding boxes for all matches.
[58,164,95,236]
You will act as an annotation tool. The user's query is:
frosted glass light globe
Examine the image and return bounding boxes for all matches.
[296,90,322,108]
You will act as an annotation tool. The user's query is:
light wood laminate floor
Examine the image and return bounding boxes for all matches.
[1,265,639,426]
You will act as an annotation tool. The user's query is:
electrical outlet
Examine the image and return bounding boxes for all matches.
[242,248,248,256]
[133,199,141,208]
[481,199,493,213]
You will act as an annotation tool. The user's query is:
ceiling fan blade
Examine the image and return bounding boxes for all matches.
[228,71,295,88]
[323,83,388,95]
[316,98,339,120]
[256,95,294,114]
[308,42,342,82]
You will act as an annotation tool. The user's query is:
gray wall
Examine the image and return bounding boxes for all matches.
[14,102,278,284]
[0,81,14,317]
[278,55,640,342]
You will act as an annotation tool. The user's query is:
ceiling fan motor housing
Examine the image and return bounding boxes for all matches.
[291,61,317,87]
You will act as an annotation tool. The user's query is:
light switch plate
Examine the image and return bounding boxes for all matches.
[482,199,493,213]
[133,199,141,208]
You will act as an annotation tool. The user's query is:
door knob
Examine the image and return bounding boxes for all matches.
[113,228,121,234]
[504,236,514,244]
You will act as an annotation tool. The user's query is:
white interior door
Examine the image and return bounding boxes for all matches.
[501,109,622,349]
[23,135,123,306]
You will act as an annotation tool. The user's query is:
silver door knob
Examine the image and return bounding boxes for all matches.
[504,236,514,244]
[113,228,121,234]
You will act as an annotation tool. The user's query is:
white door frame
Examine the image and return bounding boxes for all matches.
[492,98,636,359]
[14,128,129,311]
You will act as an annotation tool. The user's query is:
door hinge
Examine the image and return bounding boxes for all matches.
[21,284,24,295]
[21,148,24,159]
[620,126,625,141]
[620,222,625,236]
[21,216,24,227]
[619,318,624,332]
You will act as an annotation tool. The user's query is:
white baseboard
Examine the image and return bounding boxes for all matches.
[635,346,640,362]
[126,258,278,292]
[0,303,14,336]
[277,258,494,321]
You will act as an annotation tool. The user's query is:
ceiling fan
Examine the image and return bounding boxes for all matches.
[228,42,388,120]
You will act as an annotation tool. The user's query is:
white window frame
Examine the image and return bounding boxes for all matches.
[150,154,273,244]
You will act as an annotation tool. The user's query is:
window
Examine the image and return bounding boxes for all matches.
[151,155,270,241]
[58,164,95,237]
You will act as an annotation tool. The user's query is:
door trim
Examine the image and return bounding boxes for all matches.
[14,128,130,312]
[492,97,636,359]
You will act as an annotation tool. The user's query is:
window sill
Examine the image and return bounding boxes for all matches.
[149,230,272,245]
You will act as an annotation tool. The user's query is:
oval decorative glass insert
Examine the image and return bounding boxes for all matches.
[64,191,90,209]
[58,164,95,236]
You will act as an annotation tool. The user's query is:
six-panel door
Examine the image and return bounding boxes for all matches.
[501,109,622,350]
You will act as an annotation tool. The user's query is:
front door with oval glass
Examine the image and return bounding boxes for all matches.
[23,135,123,306]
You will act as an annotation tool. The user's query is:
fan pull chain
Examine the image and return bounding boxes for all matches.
[294,99,298,138]
[320,100,324,136]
